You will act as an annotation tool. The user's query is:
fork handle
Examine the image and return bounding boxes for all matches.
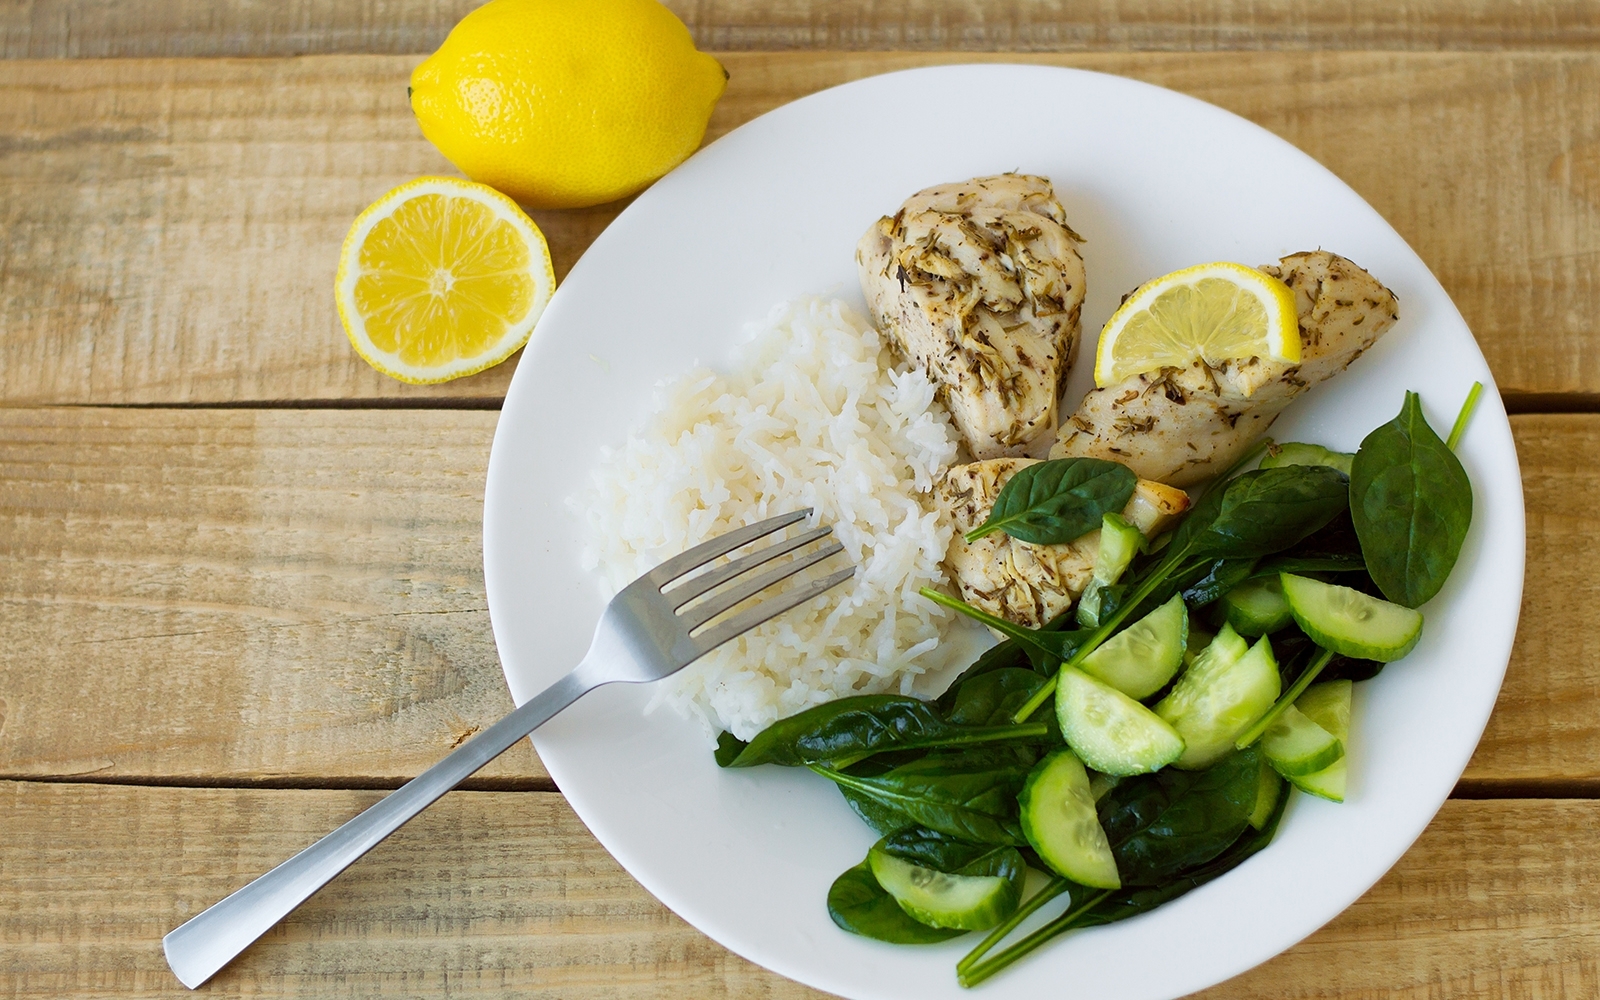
[163,666,596,990]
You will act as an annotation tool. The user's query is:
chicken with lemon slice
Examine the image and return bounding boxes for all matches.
[1053,252,1398,486]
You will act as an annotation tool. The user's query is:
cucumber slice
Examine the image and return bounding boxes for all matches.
[1281,573,1424,661]
[1156,628,1281,770]
[1289,680,1353,802]
[1077,513,1144,627]
[1018,749,1121,888]
[1249,756,1283,830]
[1079,593,1188,698]
[1088,771,1123,802]
[1261,703,1344,777]
[1221,576,1293,636]
[1259,441,1355,476]
[1057,666,1186,776]
[1184,626,1214,669]
[868,845,1018,931]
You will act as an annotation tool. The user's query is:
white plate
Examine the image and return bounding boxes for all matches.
[483,65,1524,1000]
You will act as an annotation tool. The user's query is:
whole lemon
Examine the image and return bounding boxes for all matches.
[409,0,726,209]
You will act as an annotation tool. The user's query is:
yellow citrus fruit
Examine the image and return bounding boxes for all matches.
[335,176,555,384]
[1093,262,1300,387]
[408,0,727,209]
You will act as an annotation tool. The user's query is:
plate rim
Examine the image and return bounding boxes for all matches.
[482,61,1526,1000]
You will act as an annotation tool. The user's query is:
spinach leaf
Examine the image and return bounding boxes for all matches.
[965,458,1138,545]
[719,695,1047,768]
[1172,465,1351,563]
[1074,777,1287,929]
[827,860,965,944]
[1180,557,1259,607]
[1098,748,1261,886]
[935,637,1030,713]
[1350,391,1473,608]
[946,669,1050,727]
[838,784,919,836]
[957,761,1289,987]
[878,827,1024,876]
[814,750,1031,845]
[713,731,747,767]
[921,588,1090,671]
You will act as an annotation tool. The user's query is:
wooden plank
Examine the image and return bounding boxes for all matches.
[3,0,1598,59]
[1465,414,1600,790]
[2,51,1597,407]
[2,782,1597,998]
[0,407,546,786]
[2,407,1597,787]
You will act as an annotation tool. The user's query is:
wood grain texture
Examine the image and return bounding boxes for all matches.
[0,407,1594,787]
[3,782,1598,998]
[1,51,1598,406]
[1466,414,1600,788]
[3,0,1598,58]
[0,406,546,786]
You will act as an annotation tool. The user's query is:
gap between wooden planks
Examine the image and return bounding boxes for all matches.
[3,781,1598,999]
[1,51,1598,406]
[2,0,1598,57]
[1,407,1595,790]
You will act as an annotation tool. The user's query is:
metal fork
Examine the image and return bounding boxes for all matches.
[163,509,852,989]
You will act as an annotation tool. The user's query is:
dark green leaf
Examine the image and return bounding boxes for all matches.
[1180,558,1259,607]
[827,861,966,944]
[1098,748,1262,886]
[921,587,1090,672]
[935,637,1030,713]
[966,458,1138,545]
[713,731,747,767]
[1350,391,1473,608]
[1073,778,1288,929]
[946,669,1050,727]
[838,784,920,836]
[813,750,1031,845]
[1171,466,1351,563]
[719,695,1046,768]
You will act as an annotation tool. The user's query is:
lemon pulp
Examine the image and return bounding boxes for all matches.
[1094,262,1299,388]
[336,177,554,384]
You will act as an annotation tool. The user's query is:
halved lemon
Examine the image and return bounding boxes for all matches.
[335,177,555,384]
[1093,262,1299,387]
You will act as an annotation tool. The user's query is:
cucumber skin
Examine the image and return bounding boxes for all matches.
[1288,681,1354,802]
[1057,666,1186,776]
[1249,758,1284,830]
[1078,593,1188,699]
[1281,573,1424,662]
[1018,749,1121,889]
[1222,577,1293,637]
[1157,633,1281,771]
[1261,704,1344,777]
[868,848,1016,931]
[1260,442,1355,476]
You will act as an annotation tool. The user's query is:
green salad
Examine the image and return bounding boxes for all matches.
[713,384,1482,987]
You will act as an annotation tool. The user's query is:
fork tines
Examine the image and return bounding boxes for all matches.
[650,510,854,656]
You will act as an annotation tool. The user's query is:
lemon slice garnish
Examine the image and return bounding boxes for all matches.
[1093,261,1299,387]
[335,177,555,384]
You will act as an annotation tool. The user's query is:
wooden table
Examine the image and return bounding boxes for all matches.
[3,2,1598,996]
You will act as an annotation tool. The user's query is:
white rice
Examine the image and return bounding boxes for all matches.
[573,295,990,741]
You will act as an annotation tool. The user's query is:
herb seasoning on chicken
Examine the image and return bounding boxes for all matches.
[857,174,1086,460]
[1053,251,1399,486]
[938,458,1189,629]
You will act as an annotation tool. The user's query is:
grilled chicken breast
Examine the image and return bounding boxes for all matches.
[938,459,1189,629]
[857,174,1087,460]
[1051,251,1399,486]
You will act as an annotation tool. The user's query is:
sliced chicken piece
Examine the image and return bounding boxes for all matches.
[858,174,1086,460]
[1051,251,1399,486]
[938,458,1189,629]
